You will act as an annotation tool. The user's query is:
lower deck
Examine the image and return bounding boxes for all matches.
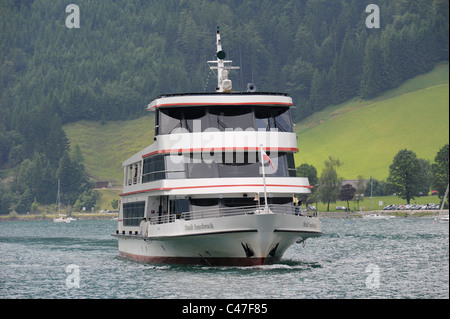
[113,209,321,266]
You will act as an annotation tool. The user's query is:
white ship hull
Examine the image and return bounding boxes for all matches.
[114,212,321,266]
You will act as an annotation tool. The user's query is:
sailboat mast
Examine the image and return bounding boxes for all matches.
[57,179,61,214]
[440,184,449,212]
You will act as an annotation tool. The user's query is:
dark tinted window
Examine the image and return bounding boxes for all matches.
[209,106,254,131]
[142,155,165,182]
[273,107,292,132]
[157,105,293,134]
[159,108,183,134]
[123,201,145,226]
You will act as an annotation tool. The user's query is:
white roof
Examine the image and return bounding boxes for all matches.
[147,93,293,110]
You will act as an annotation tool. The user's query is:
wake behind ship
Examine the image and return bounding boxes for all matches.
[112,27,322,266]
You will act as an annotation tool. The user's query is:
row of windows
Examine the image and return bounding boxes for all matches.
[141,152,297,183]
[122,197,294,226]
[156,106,293,135]
[190,197,292,208]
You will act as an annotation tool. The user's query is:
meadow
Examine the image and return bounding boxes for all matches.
[64,114,155,184]
[294,63,449,180]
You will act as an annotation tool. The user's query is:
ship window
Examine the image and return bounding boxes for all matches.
[165,155,186,179]
[158,105,293,134]
[271,197,293,205]
[273,107,293,132]
[190,198,219,213]
[123,201,145,227]
[184,107,208,132]
[186,159,218,178]
[169,199,190,216]
[142,155,165,182]
[217,152,260,177]
[159,108,183,135]
[286,153,297,177]
[255,106,273,131]
[262,152,288,177]
[190,198,219,207]
[179,152,297,179]
[222,197,255,207]
[209,106,253,131]
[218,162,260,178]
[158,107,208,134]
[254,107,293,132]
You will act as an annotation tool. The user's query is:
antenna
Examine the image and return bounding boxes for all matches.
[207,26,240,92]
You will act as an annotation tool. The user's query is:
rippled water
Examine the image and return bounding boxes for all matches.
[0,217,448,299]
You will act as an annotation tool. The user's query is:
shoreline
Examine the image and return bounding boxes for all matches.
[1,210,447,222]
[318,209,448,218]
[0,212,118,222]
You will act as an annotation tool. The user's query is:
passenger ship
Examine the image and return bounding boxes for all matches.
[113,27,322,266]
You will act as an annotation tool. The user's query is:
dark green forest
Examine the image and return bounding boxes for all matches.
[0,0,448,214]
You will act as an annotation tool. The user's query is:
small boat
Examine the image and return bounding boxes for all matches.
[53,214,71,223]
[436,184,449,222]
[363,213,395,220]
[53,179,75,223]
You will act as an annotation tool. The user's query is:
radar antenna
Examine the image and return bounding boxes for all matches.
[207,26,240,92]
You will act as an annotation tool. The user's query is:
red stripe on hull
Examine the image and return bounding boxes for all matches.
[119,251,269,266]
[142,147,299,159]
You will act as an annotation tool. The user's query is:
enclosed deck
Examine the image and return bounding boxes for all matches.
[114,204,321,266]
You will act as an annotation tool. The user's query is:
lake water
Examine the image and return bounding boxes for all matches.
[0,217,448,300]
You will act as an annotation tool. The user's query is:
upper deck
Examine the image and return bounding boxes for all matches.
[149,92,295,139]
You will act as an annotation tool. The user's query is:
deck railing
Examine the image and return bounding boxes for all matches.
[144,205,317,225]
[179,204,317,222]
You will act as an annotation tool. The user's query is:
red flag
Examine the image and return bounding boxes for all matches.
[261,149,274,169]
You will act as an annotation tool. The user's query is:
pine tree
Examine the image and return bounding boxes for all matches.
[360,35,386,99]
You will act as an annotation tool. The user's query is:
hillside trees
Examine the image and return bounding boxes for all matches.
[1,0,447,126]
[296,163,318,206]
[339,183,356,211]
[0,0,448,211]
[318,156,343,211]
[386,149,422,204]
[431,144,449,202]
[57,144,92,205]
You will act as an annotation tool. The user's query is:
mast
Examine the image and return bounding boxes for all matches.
[57,179,61,215]
[440,184,449,212]
[207,26,240,92]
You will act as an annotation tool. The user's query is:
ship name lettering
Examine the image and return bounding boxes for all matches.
[185,223,214,231]
[303,221,316,228]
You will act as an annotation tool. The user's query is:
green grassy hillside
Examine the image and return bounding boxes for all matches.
[64,63,449,184]
[295,63,449,180]
[64,114,154,184]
